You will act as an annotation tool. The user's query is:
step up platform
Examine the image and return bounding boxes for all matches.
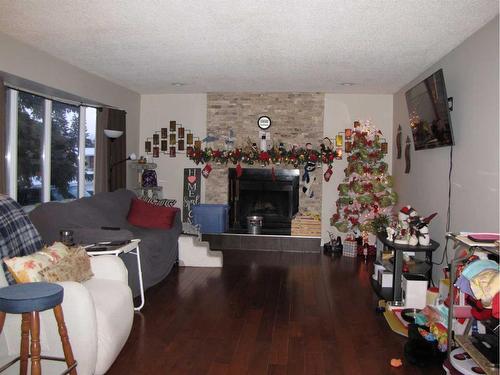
[202,233,321,253]
[178,235,223,267]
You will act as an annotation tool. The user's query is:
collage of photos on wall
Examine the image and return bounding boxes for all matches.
[144,121,198,158]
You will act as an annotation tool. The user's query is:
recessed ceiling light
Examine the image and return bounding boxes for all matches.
[171,82,186,87]
[340,82,355,86]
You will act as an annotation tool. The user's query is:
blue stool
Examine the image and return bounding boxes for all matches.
[0,283,77,375]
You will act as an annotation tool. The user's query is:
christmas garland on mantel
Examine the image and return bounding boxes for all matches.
[187,144,339,167]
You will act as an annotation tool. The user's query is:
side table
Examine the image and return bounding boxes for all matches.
[86,239,145,311]
[376,232,440,305]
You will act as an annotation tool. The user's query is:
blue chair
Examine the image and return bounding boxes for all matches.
[0,282,77,375]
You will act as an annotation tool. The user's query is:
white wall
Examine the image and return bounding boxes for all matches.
[0,32,141,188]
[322,94,393,244]
[139,94,207,209]
[392,16,499,282]
[140,93,394,238]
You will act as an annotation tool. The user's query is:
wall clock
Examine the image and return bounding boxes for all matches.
[257,116,271,130]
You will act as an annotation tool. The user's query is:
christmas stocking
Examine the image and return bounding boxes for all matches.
[236,163,243,178]
[324,166,333,182]
[202,163,212,178]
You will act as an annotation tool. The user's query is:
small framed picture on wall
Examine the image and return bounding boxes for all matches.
[187,132,193,145]
[145,140,152,153]
[178,139,185,151]
[169,121,176,132]
[161,140,168,151]
[169,147,176,157]
[178,126,185,138]
[161,128,169,138]
[153,133,160,145]
[153,147,160,158]
[169,133,176,145]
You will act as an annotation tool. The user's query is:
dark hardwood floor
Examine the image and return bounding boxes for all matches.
[107,251,443,375]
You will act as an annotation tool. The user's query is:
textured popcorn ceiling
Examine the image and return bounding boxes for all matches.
[0,0,497,94]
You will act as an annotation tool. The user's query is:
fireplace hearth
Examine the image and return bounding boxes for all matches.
[228,168,299,235]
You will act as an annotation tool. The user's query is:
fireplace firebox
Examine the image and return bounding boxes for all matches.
[228,168,299,235]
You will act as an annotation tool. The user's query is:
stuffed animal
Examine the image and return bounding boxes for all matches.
[302,161,317,198]
[418,225,430,246]
[415,213,437,246]
[302,176,316,198]
[386,226,397,241]
[409,228,419,246]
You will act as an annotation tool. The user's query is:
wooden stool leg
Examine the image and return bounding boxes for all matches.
[29,311,41,375]
[20,313,30,375]
[0,311,5,334]
[53,305,77,375]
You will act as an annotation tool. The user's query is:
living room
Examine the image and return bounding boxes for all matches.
[0,1,498,374]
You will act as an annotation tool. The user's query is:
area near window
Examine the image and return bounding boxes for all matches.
[6,89,97,207]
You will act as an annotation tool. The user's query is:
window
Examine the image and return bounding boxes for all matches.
[85,107,96,196]
[51,101,80,201]
[16,92,44,206]
[6,89,98,207]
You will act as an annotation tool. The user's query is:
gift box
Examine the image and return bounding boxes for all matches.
[343,240,357,257]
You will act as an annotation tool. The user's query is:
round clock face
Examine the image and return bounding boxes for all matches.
[257,116,271,130]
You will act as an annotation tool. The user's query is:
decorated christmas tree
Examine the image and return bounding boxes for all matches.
[330,121,398,242]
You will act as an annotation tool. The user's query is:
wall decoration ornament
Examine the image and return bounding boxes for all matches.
[183,168,201,223]
[345,141,352,153]
[335,134,343,147]
[396,124,402,159]
[161,140,168,151]
[257,115,272,130]
[405,135,411,174]
[152,147,159,158]
[143,121,203,158]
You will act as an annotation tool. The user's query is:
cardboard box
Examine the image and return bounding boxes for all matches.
[377,269,393,288]
[291,214,321,237]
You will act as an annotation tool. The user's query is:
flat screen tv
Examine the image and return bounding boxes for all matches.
[405,69,454,150]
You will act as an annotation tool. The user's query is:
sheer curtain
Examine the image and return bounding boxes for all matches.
[94,108,127,193]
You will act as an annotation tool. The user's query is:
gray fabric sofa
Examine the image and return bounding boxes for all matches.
[29,189,182,297]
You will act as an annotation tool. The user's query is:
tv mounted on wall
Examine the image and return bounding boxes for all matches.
[405,69,454,150]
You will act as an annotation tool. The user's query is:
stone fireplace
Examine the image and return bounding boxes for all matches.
[228,168,299,234]
[205,92,324,218]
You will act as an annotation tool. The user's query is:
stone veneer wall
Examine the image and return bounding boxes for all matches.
[206,92,324,215]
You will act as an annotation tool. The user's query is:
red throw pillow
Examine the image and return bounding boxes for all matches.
[127,198,179,229]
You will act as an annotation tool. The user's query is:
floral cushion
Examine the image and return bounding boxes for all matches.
[39,246,93,283]
[4,242,69,283]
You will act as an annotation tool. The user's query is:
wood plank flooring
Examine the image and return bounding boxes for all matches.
[107,251,443,375]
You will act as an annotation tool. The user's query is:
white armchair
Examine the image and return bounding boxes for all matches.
[0,255,134,375]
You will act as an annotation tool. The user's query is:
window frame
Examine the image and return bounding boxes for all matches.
[6,88,97,206]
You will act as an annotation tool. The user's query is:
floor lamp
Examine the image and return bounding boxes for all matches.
[104,129,136,191]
